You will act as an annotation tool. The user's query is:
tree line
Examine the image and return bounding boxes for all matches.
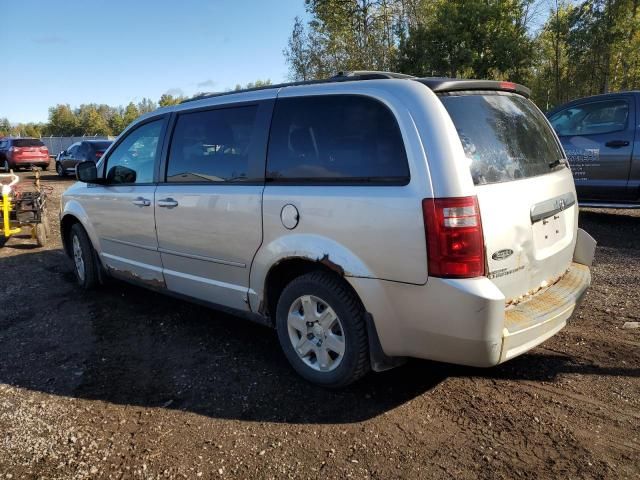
[0,81,272,138]
[285,0,640,110]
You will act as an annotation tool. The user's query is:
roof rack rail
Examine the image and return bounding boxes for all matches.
[333,71,415,80]
[181,70,414,104]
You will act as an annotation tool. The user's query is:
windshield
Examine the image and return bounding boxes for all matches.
[439,92,565,186]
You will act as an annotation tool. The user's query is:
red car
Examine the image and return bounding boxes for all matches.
[0,138,50,171]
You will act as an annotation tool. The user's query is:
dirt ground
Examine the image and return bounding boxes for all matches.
[0,170,638,480]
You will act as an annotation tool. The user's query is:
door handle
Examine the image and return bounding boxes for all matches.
[157,198,179,208]
[605,140,630,148]
[132,197,151,207]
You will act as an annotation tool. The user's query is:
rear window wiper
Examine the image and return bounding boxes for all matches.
[548,159,565,169]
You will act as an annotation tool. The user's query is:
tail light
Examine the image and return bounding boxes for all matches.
[499,81,516,91]
[422,196,485,278]
[10,146,20,152]
[39,146,48,152]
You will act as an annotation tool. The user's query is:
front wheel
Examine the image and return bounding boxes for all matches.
[275,271,370,388]
[56,162,66,177]
[69,223,98,289]
[1,158,9,172]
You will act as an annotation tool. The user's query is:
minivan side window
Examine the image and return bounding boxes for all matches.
[549,100,629,136]
[166,105,259,183]
[104,119,163,184]
[266,95,410,184]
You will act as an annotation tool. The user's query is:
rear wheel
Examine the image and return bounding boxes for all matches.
[56,162,66,177]
[275,271,370,388]
[69,223,98,289]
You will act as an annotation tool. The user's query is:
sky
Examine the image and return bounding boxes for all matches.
[0,0,308,123]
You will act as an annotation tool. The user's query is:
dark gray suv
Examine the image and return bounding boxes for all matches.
[56,140,113,177]
[547,91,639,208]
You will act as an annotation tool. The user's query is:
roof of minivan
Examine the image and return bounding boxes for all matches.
[138,72,531,128]
[180,71,531,104]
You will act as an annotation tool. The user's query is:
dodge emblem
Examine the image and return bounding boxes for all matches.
[492,249,514,261]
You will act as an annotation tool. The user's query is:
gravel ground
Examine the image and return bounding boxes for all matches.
[0,171,638,479]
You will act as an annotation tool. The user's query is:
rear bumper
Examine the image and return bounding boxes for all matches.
[500,263,590,362]
[13,157,49,165]
[348,230,595,369]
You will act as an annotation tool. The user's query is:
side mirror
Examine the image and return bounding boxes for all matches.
[76,161,100,183]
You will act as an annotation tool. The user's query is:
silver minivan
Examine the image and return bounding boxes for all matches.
[61,72,596,387]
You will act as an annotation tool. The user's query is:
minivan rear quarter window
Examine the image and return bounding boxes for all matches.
[267,95,409,184]
[439,92,564,186]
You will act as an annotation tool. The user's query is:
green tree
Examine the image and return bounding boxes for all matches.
[48,104,79,136]
[137,98,157,114]
[285,0,413,80]
[77,104,111,136]
[398,0,535,82]
[234,79,273,90]
[0,118,10,137]
[123,102,140,128]
[158,93,186,106]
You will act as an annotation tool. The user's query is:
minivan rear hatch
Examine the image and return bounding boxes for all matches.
[438,89,577,302]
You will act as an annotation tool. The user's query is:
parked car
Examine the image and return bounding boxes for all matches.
[61,72,596,387]
[56,140,113,177]
[55,140,113,177]
[0,137,50,171]
[547,91,639,207]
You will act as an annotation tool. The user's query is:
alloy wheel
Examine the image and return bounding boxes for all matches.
[286,294,346,372]
[72,234,85,282]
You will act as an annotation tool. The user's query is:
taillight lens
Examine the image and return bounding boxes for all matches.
[39,146,48,152]
[10,146,20,152]
[422,196,485,278]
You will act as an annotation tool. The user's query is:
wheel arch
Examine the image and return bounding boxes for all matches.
[60,201,101,257]
[249,233,374,317]
[261,257,361,323]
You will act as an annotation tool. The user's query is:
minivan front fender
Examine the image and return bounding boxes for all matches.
[249,233,374,312]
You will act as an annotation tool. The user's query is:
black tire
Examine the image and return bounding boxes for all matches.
[56,162,66,177]
[69,223,99,289]
[40,164,49,171]
[0,158,8,172]
[275,271,370,388]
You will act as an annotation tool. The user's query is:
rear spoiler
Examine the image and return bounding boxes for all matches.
[416,78,531,98]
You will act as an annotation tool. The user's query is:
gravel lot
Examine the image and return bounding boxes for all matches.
[1,171,639,479]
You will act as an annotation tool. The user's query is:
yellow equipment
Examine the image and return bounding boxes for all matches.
[0,169,49,247]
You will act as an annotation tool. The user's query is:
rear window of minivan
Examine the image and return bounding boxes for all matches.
[439,92,564,186]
